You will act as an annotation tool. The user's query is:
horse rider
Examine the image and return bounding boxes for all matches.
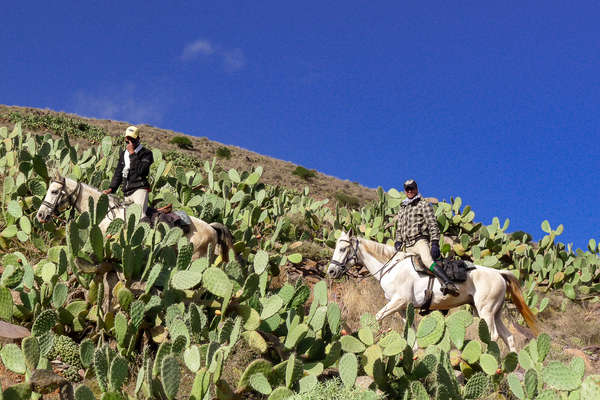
[394,179,459,296]
[103,126,154,216]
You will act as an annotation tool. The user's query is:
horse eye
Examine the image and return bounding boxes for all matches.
[51,190,59,195]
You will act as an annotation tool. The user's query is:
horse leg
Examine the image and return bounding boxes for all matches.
[375,297,407,322]
[495,312,516,352]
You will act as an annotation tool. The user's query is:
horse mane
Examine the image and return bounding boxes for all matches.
[357,237,395,263]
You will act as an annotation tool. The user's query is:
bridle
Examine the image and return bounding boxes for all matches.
[329,237,361,275]
[330,236,400,282]
[41,177,81,218]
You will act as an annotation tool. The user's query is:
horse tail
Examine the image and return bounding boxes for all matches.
[209,222,242,265]
[501,271,539,336]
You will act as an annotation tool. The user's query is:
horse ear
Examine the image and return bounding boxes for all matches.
[348,228,354,237]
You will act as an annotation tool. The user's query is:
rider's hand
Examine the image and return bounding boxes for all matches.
[431,240,441,259]
[394,241,402,251]
[126,140,135,155]
[103,188,112,195]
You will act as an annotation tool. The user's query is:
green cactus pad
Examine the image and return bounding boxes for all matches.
[109,355,129,392]
[340,335,366,353]
[327,302,342,334]
[2,383,32,399]
[416,311,445,348]
[313,280,328,306]
[285,353,303,389]
[260,295,284,320]
[74,385,96,400]
[461,340,482,364]
[290,284,311,308]
[537,333,551,362]
[361,344,383,377]
[381,336,407,357]
[463,371,489,399]
[129,300,145,330]
[358,327,374,346]
[21,336,40,372]
[542,360,582,391]
[202,267,233,298]
[51,282,68,309]
[323,341,342,368]
[569,356,585,380]
[298,374,318,394]
[507,373,525,400]
[518,348,535,371]
[284,323,309,350]
[250,372,273,395]
[410,381,430,400]
[114,311,129,347]
[253,250,269,274]
[0,286,13,321]
[479,353,499,375]
[502,351,518,373]
[581,375,600,399]
[31,309,57,337]
[446,312,467,350]
[339,352,358,389]
[242,330,268,353]
[161,355,181,400]
[1,343,26,374]
[171,270,203,290]
[478,318,491,344]
[38,331,55,358]
[310,305,327,332]
[524,369,538,399]
[184,345,202,372]
[237,359,273,391]
[268,387,294,400]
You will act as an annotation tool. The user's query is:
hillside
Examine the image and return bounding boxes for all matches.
[0,105,378,208]
[0,106,599,399]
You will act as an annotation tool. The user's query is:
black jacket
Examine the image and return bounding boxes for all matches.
[109,146,154,196]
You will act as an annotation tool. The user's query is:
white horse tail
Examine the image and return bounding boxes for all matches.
[500,271,539,336]
[209,222,241,264]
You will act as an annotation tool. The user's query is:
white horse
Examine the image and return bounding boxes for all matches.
[327,231,538,351]
[36,176,237,261]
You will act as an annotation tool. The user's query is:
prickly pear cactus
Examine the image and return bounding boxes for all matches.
[416,311,445,348]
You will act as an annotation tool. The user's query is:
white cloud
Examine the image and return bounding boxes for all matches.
[181,39,215,60]
[181,38,246,72]
[71,84,165,125]
[223,48,246,72]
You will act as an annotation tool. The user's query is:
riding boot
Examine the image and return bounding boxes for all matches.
[430,263,459,296]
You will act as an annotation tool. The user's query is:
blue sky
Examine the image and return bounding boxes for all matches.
[1,2,598,250]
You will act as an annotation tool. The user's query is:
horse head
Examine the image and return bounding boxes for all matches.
[327,230,360,279]
[36,175,78,223]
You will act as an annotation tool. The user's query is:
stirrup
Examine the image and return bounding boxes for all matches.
[441,283,459,297]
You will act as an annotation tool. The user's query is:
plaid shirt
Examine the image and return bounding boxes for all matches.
[395,194,440,247]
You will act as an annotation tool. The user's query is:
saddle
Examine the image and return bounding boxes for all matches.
[411,258,474,315]
[142,204,192,234]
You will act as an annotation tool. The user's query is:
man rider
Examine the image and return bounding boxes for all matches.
[395,179,459,296]
[103,126,154,216]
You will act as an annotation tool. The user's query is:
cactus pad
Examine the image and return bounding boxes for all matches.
[250,372,273,395]
[461,340,482,364]
[260,295,284,320]
[339,352,358,389]
[31,309,57,337]
[1,343,26,374]
[171,270,203,290]
[581,375,600,399]
[202,267,233,298]
[507,373,525,400]
[237,359,273,391]
[21,336,40,372]
[416,311,445,348]
[479,353,499,376]
[340,335,366,353]
[268,386,295,400]
[541,360,582,391]
[463,371,489,399]
[161,355,181,400]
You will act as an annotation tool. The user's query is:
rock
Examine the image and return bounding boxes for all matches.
[30,369,69,394]
[0,320,30,341]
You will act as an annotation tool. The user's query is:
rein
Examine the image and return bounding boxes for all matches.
[331,236,400,282]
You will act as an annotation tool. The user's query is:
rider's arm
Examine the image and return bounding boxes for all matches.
[422,201,440,242]
[109,151,125,192]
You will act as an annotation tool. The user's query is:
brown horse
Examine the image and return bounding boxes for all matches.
[36,176,236,261]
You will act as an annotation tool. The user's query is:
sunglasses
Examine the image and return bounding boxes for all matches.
[405,186,417,191]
